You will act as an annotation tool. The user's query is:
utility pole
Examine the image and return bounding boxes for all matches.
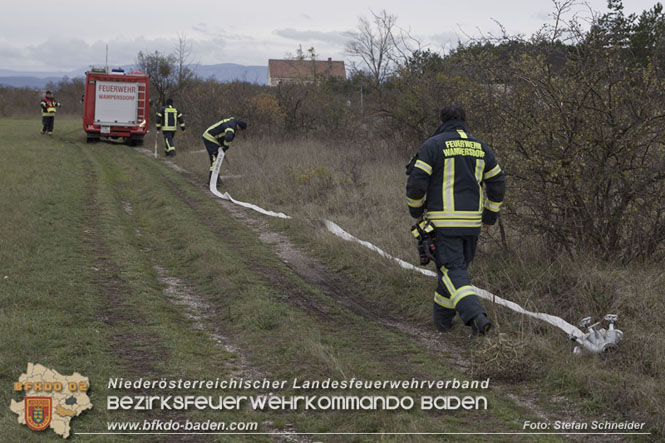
[360,85,364,117]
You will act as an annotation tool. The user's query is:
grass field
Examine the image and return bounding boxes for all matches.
[1,117,662,442]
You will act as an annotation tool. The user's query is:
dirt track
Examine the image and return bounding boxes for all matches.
[134,149,615,442]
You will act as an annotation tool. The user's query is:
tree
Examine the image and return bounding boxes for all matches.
[136,50,177,106]
[288,45,322,84]
[367,0,665,261]
[345,10,419,86]
[250,93,284,137]
[588,0,665,62]
[174,34,195,91]
[292,44,317,61]
[402,49,445,76]
[450,3,665,262]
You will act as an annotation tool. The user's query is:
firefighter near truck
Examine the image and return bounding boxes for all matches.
[82,67,150,145]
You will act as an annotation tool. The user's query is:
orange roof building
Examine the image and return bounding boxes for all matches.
[268,58,346,86]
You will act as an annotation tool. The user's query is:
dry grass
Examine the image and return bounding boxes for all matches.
[170,133,417,260]
[167,134,665,435]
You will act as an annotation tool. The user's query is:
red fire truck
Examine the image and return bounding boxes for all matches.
[82,67,150,145]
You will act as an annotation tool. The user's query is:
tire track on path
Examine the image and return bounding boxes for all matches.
[137,149,610,441]
[75,143,199,442]
[78,147,164,376]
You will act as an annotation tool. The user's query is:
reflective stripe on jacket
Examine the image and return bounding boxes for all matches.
[406,120,506,236]
[202,117,238,147]
[156,105,185,131]
[40,97,60,116]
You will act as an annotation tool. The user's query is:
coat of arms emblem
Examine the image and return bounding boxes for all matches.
[25,397,52,431]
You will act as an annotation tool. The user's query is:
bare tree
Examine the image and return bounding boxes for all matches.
[174,34,195,90]
[136,50,177,106]
[345,10,397,85]
[136,35,196,106]
[345,10,420,85]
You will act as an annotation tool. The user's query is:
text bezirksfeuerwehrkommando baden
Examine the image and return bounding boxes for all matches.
[107,394,487,411]
[106,377,490,411]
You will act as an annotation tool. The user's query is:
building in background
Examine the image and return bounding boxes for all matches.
[267,58,346,86]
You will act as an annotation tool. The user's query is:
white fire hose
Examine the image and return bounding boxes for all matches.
[206,153,622,354]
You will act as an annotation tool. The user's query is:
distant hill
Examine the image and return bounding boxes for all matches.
[0,63,268,88]
[189,63,267,85]
[0,76,70,89]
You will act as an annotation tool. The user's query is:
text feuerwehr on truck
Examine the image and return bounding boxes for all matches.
[82,66,150,145]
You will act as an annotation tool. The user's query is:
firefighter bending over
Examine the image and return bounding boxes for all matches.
[40,91,61,135]
[201,117,248,186]
[406,105,506,336]
[156,98,185,157]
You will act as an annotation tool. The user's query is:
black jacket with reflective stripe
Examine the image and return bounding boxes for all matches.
[202,117,239,146]
[406,120,506,236]
[156,105,184,131]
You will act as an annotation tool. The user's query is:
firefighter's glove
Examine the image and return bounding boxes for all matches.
[481,208,498,226]
[181,126,186,132]
[156,128,161,132]
[411,220,436,266]
[222,146,229,152]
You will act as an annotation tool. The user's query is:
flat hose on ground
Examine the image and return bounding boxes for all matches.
[208,154,583,339]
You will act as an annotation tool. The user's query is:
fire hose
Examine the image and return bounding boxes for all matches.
[206,153,621,354]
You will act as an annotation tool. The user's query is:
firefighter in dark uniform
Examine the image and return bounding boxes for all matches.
[40,91,61,135]
[406,106,506,336]
[201,117,247,186]
[156,98,185,156]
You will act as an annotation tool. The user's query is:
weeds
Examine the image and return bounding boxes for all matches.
[172,135,665,435]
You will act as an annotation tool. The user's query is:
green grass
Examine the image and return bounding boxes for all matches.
[171,126,664,438]
[1,117,659,442]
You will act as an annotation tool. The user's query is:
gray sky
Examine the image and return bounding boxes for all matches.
[1,0,659,72]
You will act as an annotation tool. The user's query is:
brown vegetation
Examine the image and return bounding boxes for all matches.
[3,0,665,434]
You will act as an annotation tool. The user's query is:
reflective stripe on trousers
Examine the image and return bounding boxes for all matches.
[433,233,485,324]
[163,131,176,152]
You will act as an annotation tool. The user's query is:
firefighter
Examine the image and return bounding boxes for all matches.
[40,91,61,135]
[201,117,248,186]
[155,98,185,157]
[406,105,506,336]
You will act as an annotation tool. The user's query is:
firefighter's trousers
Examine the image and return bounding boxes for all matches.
[202,138,221,171]
[41,116,54,134]
[432,233,486,326]
[162,131,176,155]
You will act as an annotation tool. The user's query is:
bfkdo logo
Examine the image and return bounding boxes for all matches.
[10,363,93,439]
[25,397,52,431]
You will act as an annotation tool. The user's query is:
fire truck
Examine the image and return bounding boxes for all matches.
[82,67,150,145]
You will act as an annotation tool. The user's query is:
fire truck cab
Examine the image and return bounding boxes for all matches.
[82,67,150,145]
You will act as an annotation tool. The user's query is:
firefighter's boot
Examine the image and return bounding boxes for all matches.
[433,302,456,332]
[206,172,222,188]
[469,313,492,337]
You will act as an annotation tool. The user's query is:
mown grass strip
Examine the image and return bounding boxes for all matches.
[2,118,569,442]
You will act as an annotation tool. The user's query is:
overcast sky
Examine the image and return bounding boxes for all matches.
[1,0,659,72]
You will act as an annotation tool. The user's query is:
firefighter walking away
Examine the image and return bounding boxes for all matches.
[40,90,61,135]
[156,98,185,157]
[406,105,506,337]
